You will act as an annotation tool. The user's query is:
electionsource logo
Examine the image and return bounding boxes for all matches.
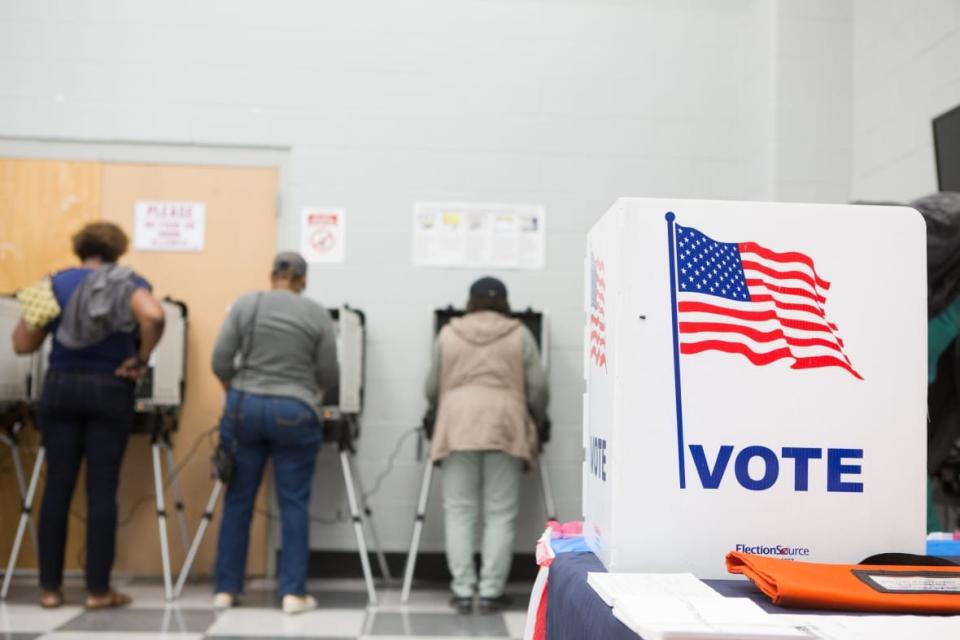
[735,543,810,559]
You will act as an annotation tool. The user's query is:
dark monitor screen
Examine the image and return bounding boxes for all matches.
[934,103,960,191]
[433,306,544,350]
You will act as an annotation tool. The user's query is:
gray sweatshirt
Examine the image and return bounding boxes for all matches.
[211,290,339,419]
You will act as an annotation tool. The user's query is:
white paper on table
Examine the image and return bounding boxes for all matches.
[612,596,810,640]
[776,613,960,640]
[587,572,722,607]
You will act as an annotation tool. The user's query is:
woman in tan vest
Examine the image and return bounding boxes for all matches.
[425,277,548,614]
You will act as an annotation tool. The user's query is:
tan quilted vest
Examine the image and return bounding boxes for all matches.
[429,311,538,464]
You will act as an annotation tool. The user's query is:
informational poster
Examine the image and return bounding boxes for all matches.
[412,202,545,269]
[301,207,346,263]
[134,201,206,252]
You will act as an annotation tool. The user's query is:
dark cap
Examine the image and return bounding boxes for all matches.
[469,276,508,300]
[272,251,307,278]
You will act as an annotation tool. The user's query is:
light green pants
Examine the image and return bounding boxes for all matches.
[442,450,522,598]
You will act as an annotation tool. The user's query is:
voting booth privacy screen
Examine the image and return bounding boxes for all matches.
[135,299,187,411]
[0,297,36,405]
[1,297,188,416]
[330,306,364,414]
[583,198,927,579]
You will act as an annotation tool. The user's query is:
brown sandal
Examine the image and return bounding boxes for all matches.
[85,591,132,609]
[40,590,63,609]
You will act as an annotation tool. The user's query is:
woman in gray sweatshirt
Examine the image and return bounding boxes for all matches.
[209,252,339,614]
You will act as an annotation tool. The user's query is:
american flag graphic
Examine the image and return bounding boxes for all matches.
[590,254,607,370]
[673,223,862,379]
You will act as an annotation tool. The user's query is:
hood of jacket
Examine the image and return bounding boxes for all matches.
[448,310,521,346]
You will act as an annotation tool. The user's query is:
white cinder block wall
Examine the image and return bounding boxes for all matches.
[851,0,960,201]
[2,0,955,557]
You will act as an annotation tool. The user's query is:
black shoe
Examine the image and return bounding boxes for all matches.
[450,595,474,614]
[478,594,512,614]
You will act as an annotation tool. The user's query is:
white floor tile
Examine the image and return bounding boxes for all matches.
[374,588,454,613]
[37,633,205,640]
[114,584,216,609]
[205,607,366,637]
[502,611,527,638]
[0,604,84,633]
[360,637,512,640]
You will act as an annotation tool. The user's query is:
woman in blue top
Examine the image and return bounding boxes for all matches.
[12,222,166,609]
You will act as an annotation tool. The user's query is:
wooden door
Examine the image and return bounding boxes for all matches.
[100,163,278,576]
[0,158,103,570]
[0,158,278,579]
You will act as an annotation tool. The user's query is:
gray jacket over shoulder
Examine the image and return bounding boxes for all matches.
[56,264,138,349]
[212,290,339,419]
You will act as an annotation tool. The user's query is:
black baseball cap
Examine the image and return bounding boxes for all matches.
[272,251,307,278]
[469,276,508,300]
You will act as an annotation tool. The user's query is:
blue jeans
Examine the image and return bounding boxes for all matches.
[214,390,322,597]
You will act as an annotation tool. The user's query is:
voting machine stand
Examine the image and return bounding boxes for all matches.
[0,298,189,601]
[0,403,42,600]
[173,305,390,606]
[133,298,190,602]
[0,296,46,598]
[399,307,558,604]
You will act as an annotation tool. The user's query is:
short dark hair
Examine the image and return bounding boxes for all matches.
[72,222,129,262]
[466,295,511,315]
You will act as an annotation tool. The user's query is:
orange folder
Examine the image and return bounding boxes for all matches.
[726,551,960,614]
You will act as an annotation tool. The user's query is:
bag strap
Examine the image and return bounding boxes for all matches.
[230,292,263,450]
[239,293,263,372]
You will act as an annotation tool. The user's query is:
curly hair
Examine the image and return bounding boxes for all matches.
[72,222,129,262]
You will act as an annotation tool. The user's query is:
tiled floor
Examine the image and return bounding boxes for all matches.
[0,578,531,640]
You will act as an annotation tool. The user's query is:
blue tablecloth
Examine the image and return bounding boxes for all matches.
[545,552,639,640]
[543,550,960,639]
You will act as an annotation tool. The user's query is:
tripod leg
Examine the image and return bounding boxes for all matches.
[174,479,223,599]
[6,433,39,553]
[152,443,174,601]
[163,442,190,555]
[339,450,377,605]
[400,461,433,605]
[538,457,558,522]
[348,458,393,582]
[2,446,45,599]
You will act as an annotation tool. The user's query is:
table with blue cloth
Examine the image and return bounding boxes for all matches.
[544,549,960,639]
[542,551,853,640]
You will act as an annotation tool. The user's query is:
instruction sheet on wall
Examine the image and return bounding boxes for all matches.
[411,202,545,269]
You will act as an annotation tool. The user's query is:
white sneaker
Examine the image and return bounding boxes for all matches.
[282,594,317,615]
[212,592,236,610]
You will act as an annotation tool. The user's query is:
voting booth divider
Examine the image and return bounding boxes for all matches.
[173,305,390,605]
[399,306,556,604]
[583,198,928,579]
[1,296,388,603]
[0,298,189,599]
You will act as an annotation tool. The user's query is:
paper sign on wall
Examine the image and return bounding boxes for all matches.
[301,208,346,264]
[412,202,545,269]
[134,201,206,252]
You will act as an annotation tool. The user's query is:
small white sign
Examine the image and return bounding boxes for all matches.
[411,202,545,269]
[301,207,346,264]
[134,201,206,252]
